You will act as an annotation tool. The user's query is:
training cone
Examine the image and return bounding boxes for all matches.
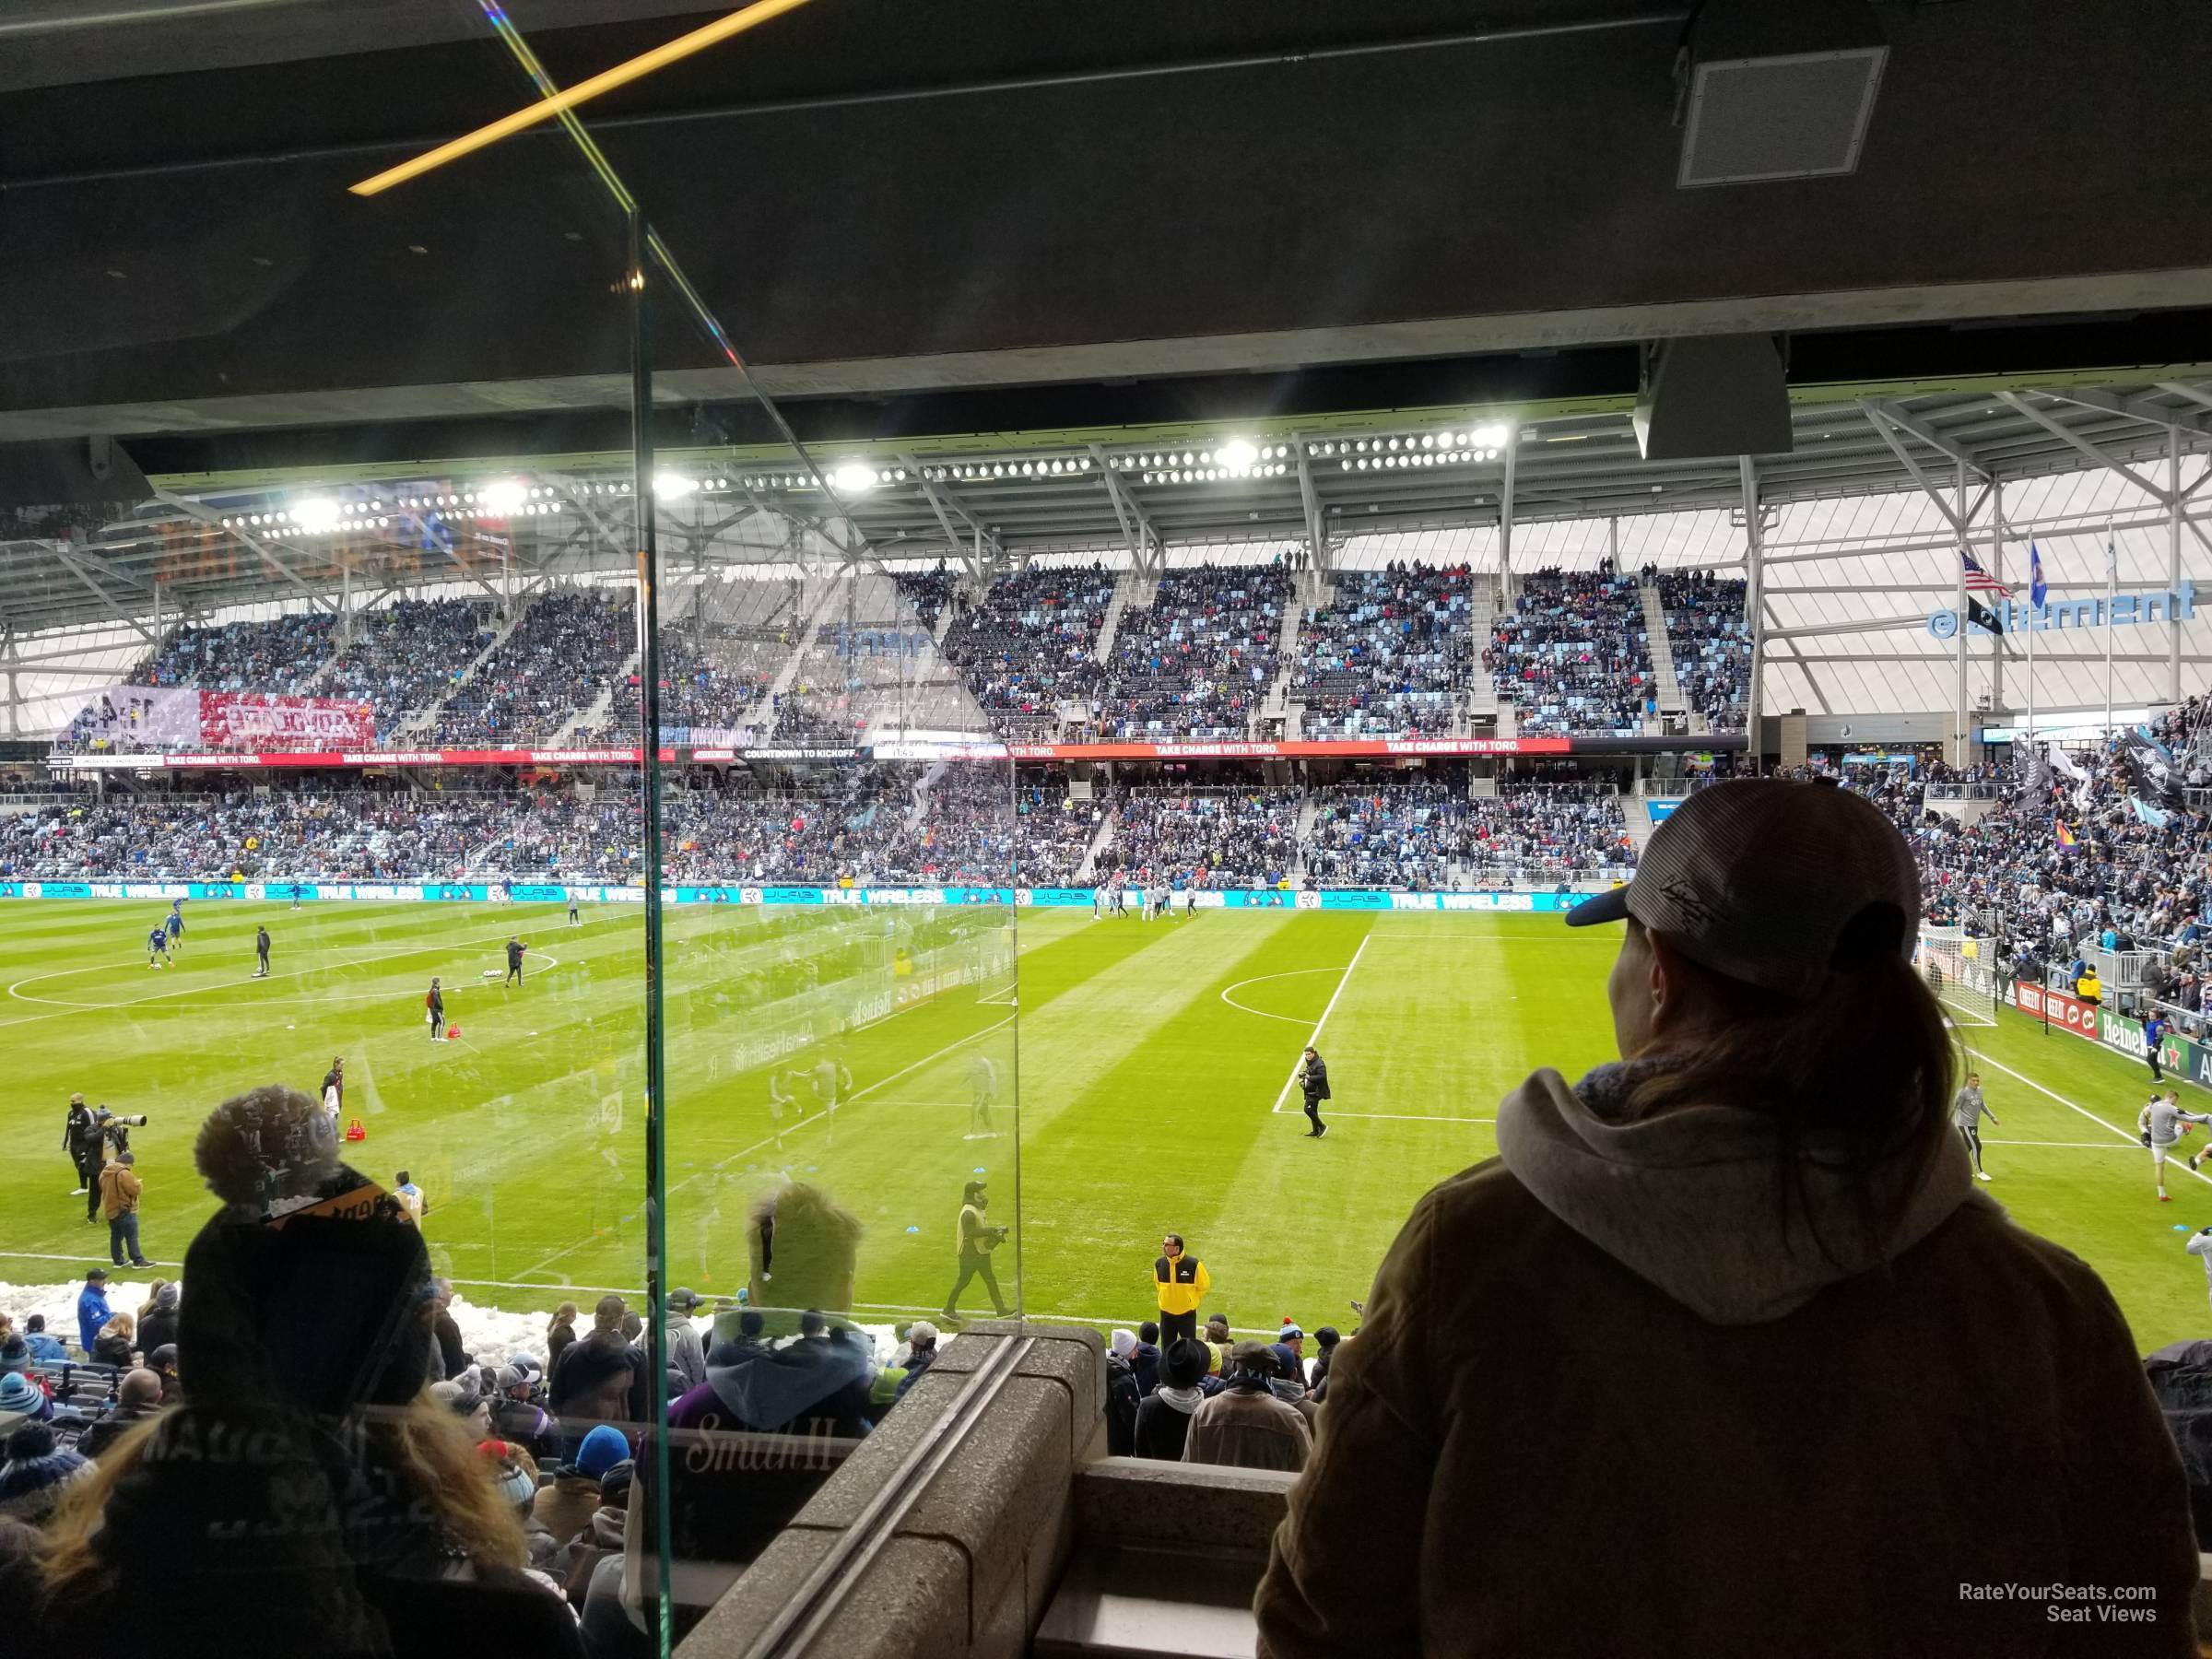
[344,1117,367,1143]
[445,1025,462,1041]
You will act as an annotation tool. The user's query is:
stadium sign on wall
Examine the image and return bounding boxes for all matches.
[1928,579,2197,640]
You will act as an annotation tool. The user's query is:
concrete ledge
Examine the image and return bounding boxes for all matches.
[1077,1459,1293,1557]
[677,1323,1102,1659]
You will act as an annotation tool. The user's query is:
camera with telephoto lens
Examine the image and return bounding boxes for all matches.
[95,1107,147,1156]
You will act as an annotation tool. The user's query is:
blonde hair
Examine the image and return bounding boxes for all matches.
[98,1312,135,1344]
[39,1394,524,1594]
[547,1300,579,1340]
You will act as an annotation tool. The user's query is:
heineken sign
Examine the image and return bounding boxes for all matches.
[1928,580,2196,640]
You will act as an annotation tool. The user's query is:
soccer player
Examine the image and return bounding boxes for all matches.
[767,1067,794,1148]
[811,1053,853,1146]
[568,892,582,928]
[2146,1012,2169,1083]
[505,935,526,986]
[2142,1089,2212,1201]
[288,883,301,911]
[1296,1045,1331,1139]
[253,924,272,978]
[394,1170,427,1225]
[1951,1070,1997,1182]
[165,899,185,953]
[1185,888,1197,920]
[146,923,171,969]
[2188,1227,2212,1315]
[1092,888,1103,921]
[426,977,445,1041]
[966,1052,999,1140]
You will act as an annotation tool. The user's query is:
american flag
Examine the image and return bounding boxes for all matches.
[1961,550,2011,597]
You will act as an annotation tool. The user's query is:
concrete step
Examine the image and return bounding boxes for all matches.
[1641,583,1687,715]
[1621,791,1655,854]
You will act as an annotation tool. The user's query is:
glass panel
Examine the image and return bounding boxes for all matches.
[0,6,649,1650]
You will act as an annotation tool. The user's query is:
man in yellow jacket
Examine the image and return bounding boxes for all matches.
[1154,1232,1211,1346]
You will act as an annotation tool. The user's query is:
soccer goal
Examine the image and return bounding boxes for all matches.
[1915,924,1997,1022]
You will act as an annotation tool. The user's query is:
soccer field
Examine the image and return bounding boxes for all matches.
[4,898,2208,1352]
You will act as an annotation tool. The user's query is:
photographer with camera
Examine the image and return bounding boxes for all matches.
[64,1098,147,1223]
[941,1179,1011,1323]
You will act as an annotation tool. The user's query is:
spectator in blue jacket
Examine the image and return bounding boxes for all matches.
[76,1267,112,1359]
[22,1317,66,1365]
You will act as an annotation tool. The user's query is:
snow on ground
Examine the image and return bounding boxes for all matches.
[5,1277,899,1371]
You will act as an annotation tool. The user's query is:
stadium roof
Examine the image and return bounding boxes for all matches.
[5,371,2211,641]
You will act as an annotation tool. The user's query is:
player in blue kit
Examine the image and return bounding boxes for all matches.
[146,924,171,969]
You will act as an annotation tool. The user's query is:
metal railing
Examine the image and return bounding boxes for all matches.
[1926,782,2001,801]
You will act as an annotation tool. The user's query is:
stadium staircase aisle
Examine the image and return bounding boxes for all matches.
[1463,584,1498,725]
[1260,581,1312,735]
[401,598,528,736]
[1095,569,1151,663]
[767,578,842,703]
[1076,797,1120,882]
[1640,582,1687,717]
[1621,790,1655,854]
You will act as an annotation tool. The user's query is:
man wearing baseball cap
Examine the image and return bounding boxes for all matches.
[1259,781,2197,1656]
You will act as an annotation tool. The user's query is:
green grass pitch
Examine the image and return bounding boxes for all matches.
[3,899,2207,1353]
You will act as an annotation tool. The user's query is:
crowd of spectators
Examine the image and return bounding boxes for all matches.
[1101,566,1293,740]
[125,612,339,693]
[1106,787,1301,888]
[1488,570,1653,734]
[0,788,522,881]
[926,564,1114,732]
[321,597,497,740]
[1821,700,2212,1030]
[1293,565,1477,738]
[40,561,1786,754]
[1303,781,1634,888]
[601,628,773,745]
[425,590,637,747]
[893,563,959,635]
[1658,571,1751,732]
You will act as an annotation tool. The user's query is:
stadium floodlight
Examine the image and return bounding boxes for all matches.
[653,472,697,499]
[1472,423,1509,447]
[1218,439,1259,472]
[830,462,877,495]
[290,497,341,534]
[480,478,529,515]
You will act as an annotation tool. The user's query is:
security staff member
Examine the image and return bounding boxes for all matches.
[254,924,272,978]
[1153,1231,1211,1346]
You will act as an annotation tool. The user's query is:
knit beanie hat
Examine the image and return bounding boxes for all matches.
[575,1422,630,1479]
[0,1421,89,1519]
[0,1373,42,1416]
[177,1085,435,1417]
[1109,1328,1137,1359]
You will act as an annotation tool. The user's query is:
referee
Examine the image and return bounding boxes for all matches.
[1152,1231,1211,1346]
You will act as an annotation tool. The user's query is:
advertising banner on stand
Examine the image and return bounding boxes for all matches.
[199,692,376,749]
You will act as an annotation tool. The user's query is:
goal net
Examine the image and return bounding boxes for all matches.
[1915,924,1997,1006]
